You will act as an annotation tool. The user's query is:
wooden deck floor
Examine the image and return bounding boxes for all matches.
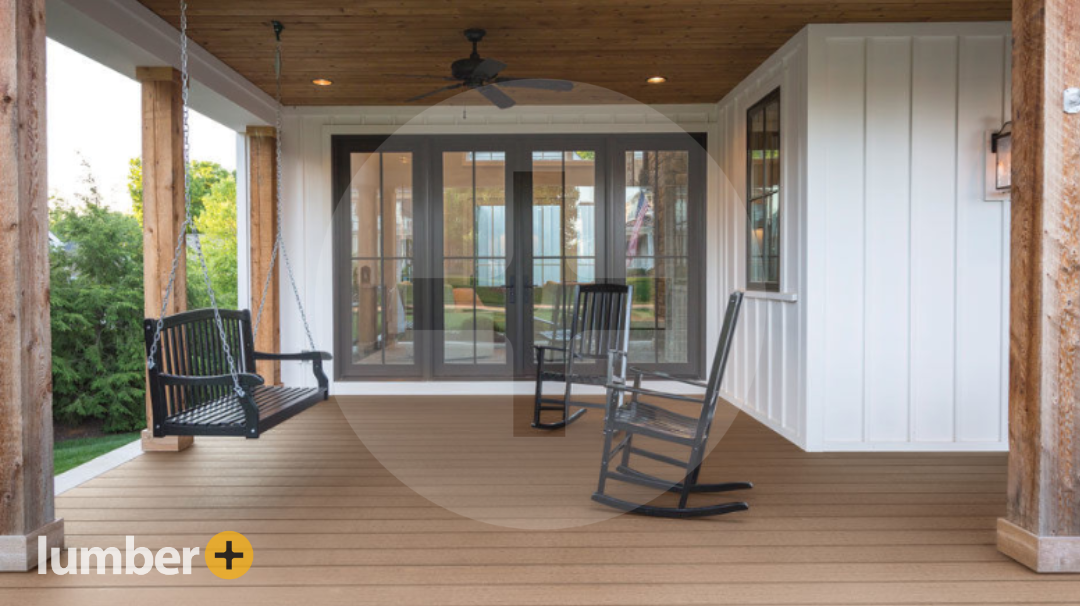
[4,395,1079,605]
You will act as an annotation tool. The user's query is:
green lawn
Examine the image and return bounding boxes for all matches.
[54,432,140,475]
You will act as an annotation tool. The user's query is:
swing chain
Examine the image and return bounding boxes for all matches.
[146,1,246,401]
[253,22,316,354]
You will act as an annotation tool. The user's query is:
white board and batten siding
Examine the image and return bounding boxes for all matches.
[715,29,810,449]
[718,22,1012,451]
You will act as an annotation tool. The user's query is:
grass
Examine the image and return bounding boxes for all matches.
[54,432,140,475]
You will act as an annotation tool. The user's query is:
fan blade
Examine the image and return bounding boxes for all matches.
[383,73,458,81]
[471,58,507,81]
[406,83,465,102]
[493,78,574,92]
[477,85,516,109]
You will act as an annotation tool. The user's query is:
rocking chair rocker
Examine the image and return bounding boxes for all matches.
[532,284,632,430]
[592,291,751,518]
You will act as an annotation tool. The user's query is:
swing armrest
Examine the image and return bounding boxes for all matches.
[157,373,265,388]
[255,351,333,362]
[254,350,331,393]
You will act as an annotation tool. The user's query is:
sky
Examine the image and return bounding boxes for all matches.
[47,39,237,214]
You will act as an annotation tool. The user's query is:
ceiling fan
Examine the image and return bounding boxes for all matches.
[391,29,573,109]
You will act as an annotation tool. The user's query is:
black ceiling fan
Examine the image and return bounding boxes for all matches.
[390,29,573,109]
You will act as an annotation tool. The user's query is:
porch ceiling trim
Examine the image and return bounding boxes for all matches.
[45,0,276,130]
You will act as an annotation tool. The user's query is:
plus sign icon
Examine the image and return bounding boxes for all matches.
[204,531,254,579]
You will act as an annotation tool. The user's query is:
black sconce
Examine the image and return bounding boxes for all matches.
[990,121,1012,191]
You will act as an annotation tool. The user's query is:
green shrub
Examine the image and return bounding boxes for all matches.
[50,180,147,433]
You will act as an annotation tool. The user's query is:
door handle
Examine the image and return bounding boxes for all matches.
[501,283,516,305]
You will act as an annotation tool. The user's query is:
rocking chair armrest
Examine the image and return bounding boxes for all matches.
[157,373,265,388]
[628,367,708,389]
[534,345,568,363]
[255,350,332,361]
[604,383,706,405]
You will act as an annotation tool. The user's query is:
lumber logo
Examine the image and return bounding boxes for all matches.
[38,536,200,575]
[204,531,254,579]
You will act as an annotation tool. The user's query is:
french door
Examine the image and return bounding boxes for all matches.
[332,134,703,381]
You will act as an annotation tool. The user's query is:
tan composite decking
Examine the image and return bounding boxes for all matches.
[3,395,1079,605]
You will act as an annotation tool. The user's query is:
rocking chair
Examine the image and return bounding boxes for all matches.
[593,291,751,518]
[532,284,632,430]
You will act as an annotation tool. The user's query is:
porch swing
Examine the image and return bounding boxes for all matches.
[143,6,330,439]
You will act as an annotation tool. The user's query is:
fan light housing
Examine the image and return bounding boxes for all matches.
[312,78,333,86]
[646,76,667,84]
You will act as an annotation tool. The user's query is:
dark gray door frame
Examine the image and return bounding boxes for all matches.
[331,132,707,382]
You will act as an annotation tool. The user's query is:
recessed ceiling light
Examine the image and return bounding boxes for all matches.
[646,76,667,84]
[312,78,333,86]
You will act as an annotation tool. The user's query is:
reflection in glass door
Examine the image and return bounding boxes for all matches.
[527,149,602,371]
[623,149,692,365]
[438,150,511,373]
[348,152,416,369]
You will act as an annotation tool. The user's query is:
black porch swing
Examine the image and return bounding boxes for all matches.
[143,6,330,439]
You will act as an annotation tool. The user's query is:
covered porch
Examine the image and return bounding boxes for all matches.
[3,0,1080,596]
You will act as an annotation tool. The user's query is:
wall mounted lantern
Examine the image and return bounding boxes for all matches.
[991,121,1012,191]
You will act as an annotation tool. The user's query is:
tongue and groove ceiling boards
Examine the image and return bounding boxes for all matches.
[136,0,1011,106]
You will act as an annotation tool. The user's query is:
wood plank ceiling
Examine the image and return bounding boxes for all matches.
[136,0,1011,106]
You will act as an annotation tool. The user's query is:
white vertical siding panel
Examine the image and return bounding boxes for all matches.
[955,35,1007,443]
[822,37,867,443]
[999,42,1012,444]
[863,37,913,442]
[909,36,959,443]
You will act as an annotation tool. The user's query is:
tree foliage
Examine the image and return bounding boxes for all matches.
[127,157,238,310]
[50,172,147,432]
[49,159,239,433]
[128,157,231,224]
[187,176,238,309]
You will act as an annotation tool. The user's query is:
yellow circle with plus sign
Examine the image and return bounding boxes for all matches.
[205,531,254,579]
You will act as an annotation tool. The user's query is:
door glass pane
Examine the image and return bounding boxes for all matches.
[531,150,597,352]
[350,152,414,366]
[624,149,690,364]
[352,259,381,364]
[442,151,507,366]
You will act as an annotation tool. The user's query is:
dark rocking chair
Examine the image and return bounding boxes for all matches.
[532,284,632,430]
[592,291,751,518]
[144,309,331,439]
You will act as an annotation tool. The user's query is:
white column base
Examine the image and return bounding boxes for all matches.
[998,518,1080,573]
[0,518,64,572]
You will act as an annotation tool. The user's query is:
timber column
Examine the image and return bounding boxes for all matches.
[998,0,1080,573]
[0,0,64,571]
[248,126,280,384]
[137,66,192,452]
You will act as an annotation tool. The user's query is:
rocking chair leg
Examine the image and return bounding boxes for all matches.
[533,350,545,427]
[596,429,615,494]
[678,447,703,509]
[620,434,634,468]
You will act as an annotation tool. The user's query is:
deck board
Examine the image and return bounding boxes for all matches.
[3,395,1074,604]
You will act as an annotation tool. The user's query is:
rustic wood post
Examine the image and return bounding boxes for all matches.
[248,126,280,384]
[997,0,1080,573]
[0,0,64,571]
[137,66,192,452]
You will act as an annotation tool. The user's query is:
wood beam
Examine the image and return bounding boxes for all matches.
[0,0,64,571]
[137,66,191,453]
[247,125,280,384]
[999,0,1080,573]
